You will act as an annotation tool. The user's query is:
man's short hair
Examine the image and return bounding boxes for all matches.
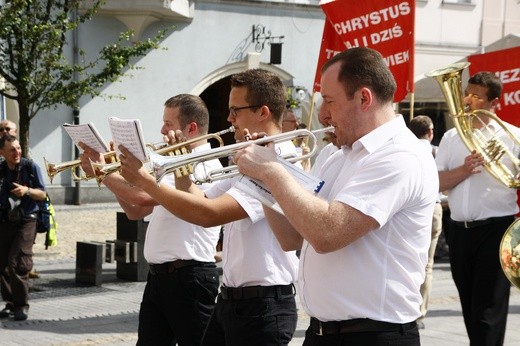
[322,47,396,104]
[409,115,433,139]
[230,69,286,125]
[468,72,502,101]
[0,134,17,149]
[164,94,210,134]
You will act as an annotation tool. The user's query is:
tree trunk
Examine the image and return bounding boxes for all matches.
[17,102,31,159]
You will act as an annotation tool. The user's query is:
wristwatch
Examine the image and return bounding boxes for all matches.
[25,187,31,197]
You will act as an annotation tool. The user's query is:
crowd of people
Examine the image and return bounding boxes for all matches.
[1,46,518,345]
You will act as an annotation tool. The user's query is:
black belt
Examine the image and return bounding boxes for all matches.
[452,215,514,229]
[220,284,295,300]
[310,317,416,335]
[149,260,202,275]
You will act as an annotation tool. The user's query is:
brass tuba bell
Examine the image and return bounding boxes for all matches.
[500,219,520,289]
[426,62,520,189]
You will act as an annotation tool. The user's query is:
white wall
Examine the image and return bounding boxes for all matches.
[25,0,520,193]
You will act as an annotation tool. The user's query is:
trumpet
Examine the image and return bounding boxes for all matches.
[150,126,334,183]
[44,152,118,184]
[91,126,235,186]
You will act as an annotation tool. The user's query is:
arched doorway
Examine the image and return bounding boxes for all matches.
[192,54,295,165]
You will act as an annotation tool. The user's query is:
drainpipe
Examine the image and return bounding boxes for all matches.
[72,9,81,205]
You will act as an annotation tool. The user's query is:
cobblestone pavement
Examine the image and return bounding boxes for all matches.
[1,203,519,345]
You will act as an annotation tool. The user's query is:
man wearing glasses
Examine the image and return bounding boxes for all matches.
[0,120,17,137]
[118,69,299,346]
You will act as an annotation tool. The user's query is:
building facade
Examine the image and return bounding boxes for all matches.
[1,0,519,203]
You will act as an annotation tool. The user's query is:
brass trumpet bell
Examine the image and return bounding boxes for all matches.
[44,152,118,183]
[45,157,81,184]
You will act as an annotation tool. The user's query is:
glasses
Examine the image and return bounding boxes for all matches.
[229,105,262,117]
[0,127,12,132]
[465,93,485,101]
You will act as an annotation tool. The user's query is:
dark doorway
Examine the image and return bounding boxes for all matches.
[200,76,235,166]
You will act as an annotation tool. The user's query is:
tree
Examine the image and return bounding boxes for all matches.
[0,0,169,157]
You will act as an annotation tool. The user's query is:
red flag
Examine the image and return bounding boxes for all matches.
[467,46,520,127]
[319,0,415,102]
[313,20,346,93]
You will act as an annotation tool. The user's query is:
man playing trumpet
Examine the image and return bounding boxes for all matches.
[79,94,222,346]
[233,48,438,345]
[119,69,299,346]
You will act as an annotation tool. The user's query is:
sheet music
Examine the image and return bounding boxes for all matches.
[62,123,109,153]
[234,157,325,215]
[108,117,148,162]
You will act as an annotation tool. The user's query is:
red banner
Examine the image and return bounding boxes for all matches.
[313,20,346,93]
[319,0,415,102]
[467,46,520,127]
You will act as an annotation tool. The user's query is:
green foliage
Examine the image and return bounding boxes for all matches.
[0,0,171,156]
[286,86,302,109]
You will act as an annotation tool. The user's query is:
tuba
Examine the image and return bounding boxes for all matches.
[426,62,520,188]
[427,62,520,289]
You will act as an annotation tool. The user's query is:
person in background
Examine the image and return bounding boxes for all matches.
[0,135,47,321]
[0,119,17,163]
[79,94,222,345]
[0,119,17,137]
[234,47,438,345]
[409,115,443,330]
[0,120,40,280]
[436,71,520,345]
[118,69,299,346]
[282,109,310,171]
[281,109,299,132]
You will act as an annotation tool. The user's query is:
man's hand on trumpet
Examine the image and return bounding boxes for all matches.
[119,145,156,190]
[164,129,187,146]
[78,142,106,177]
[233,128,282,183]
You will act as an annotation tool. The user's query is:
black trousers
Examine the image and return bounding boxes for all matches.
[302,321,419,346]
[137,262,219,346]
[0,219,36,310]
[201,288,297,346]
[448,217,513,346]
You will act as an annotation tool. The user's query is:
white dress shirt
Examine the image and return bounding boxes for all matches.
[205,140,299,288]
[144,143,222,264]
[436,120,520,221]
[299,116,438,323]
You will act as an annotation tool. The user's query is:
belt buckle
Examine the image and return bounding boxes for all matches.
[317,321,323,336]
[464,221,470,228]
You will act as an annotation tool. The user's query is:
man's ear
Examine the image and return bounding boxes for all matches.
[490,97,500,110]
[359,87,373,110]
[186,121,198,135]
[258,105,271,121]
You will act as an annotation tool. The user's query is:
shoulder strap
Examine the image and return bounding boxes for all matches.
[0,160,5,179]
[19,158,36,185]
